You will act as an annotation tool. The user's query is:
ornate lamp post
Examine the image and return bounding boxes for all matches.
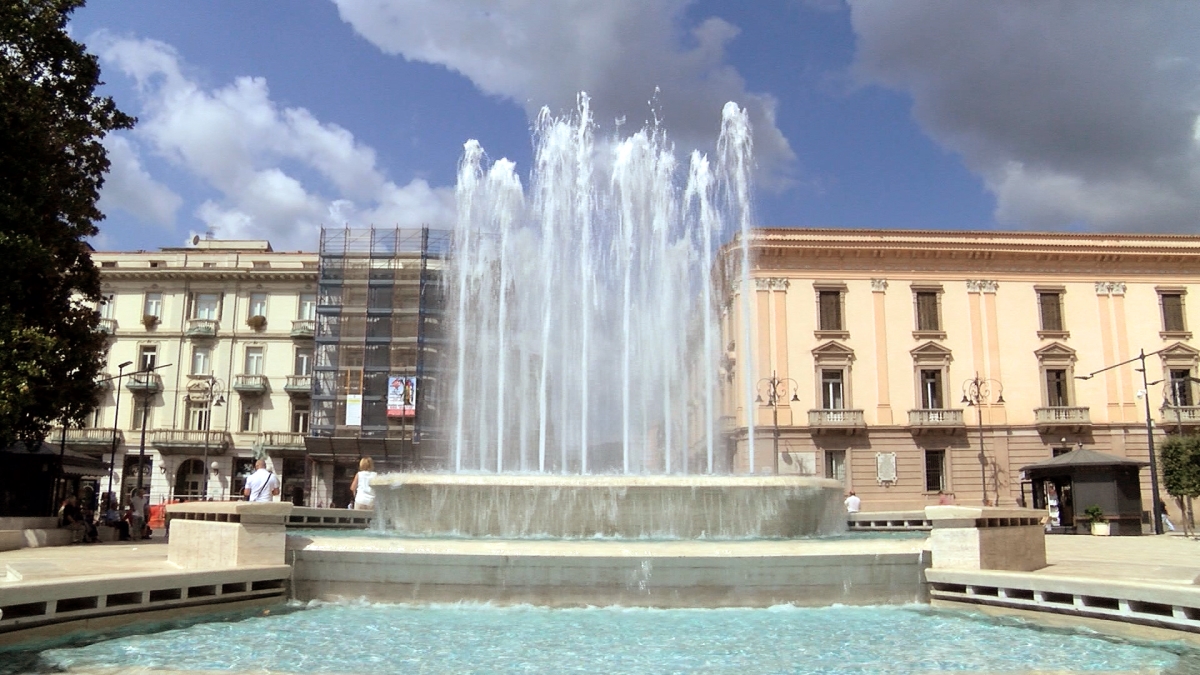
[756,371,800,475]
[134,363,173,497]
[200,376,225,499]
[961,373,1004,506]
[106,361,134,504]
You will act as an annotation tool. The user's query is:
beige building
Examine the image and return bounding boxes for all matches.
[722,229,1200,523]
[58,240,320,506]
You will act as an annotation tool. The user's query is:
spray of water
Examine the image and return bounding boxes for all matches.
[444,96,755,474]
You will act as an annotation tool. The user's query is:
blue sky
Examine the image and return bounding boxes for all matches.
[70,1,1200,251]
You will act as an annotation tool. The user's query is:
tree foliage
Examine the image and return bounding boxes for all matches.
[0,0,133,447]
[1160,435,1200,536]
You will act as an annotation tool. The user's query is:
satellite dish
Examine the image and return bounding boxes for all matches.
[192,235,201,246]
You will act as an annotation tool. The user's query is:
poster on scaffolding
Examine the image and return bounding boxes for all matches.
[345,394,363,426]
[387,376,417,418]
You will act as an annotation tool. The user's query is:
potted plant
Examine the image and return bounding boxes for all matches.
[141,313,159,329]
[247,314,267,331]
[1084,505,1109,536]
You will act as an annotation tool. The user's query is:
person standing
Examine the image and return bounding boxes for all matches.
[350,457,377,510]
[129,488,146,540]
[844,490,861,513]
[243,459,280,502]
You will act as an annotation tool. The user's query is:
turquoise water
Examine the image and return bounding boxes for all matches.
[26,603,1196,674]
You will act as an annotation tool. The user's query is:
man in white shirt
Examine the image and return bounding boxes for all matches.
[844,490,861,513]
[243,459,280,502]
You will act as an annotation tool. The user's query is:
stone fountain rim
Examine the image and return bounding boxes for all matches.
[372,473,843,489]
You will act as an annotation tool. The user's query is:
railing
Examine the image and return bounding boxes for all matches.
[185,318,219,338]
[125,372,163,394]
[908,409,965,427]
[1161,405,1200,426]
[808,409,866,428]
[151,429,232,454]
[233,374,269,394]
[47,427,120,447]
[284,375,312,395]
[291,319,315,338]
[259,431,305,449]
[1034,406,1091,427]
[95,318,116,335]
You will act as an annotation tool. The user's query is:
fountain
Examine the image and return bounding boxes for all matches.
[372,95,843,539]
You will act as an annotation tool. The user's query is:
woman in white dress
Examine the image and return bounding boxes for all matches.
[349,457,377,510]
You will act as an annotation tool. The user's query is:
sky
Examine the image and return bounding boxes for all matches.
[69,1,1200,252]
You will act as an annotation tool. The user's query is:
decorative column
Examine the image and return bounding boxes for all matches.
[871,279,892,425]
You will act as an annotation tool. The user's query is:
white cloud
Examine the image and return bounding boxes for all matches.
[848,1,1200,232]
[331,0,795,184]
[97,135,182,227]
[92,32,454,248]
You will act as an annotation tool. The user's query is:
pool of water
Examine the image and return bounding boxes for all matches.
[18,603,1196,674]
[287,528,930,542]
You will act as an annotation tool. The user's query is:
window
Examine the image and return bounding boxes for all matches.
[131,397,153,430]
[149,260,163,268]
[138,345,157,372]
[244,346,264,375]
[240,404,260,433]
[252,261,271,269]
[817,290,844,332]
[292,403,310,434]
[1160,292,1187,333]
[1045,369,1069,407]
[194,293,220,320]
[1169,369,1194,407]
[299,293,316,320]
[924,450,946,492]
[191,346,212,375]
[98,294,115,319]
[186,402,211,431]
[825,450,845,482]
[821,370,844,409]
[100,261,116,268]
[915,291,941,331]
[249,292,267,319]
[920,369,943,409]
[143,292,162,319]
[1038,291,1064,332]
[295,348,313,376]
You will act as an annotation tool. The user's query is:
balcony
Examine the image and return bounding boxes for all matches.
[95,318,116,336]
[232,374,269,395]
[284,375,312,396]
[125,372,163,395]
[259,431,306,456]
[1034,406,1091,433]
[150,429,232,455]
[46,427,120,457]
[808,409,866,434]
[291,319,315,339]
[185,318,219,338]
[1160,405,1200,431]
[907,409,965,433]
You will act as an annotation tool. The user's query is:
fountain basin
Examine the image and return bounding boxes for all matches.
[372,474,846,539]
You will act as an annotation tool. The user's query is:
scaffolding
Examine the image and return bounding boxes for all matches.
[306,227,448,480]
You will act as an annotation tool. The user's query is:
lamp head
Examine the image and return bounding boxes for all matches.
[118,360,133,369]
[996,394,1005,404]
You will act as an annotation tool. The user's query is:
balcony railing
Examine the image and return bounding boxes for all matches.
[1160,405,1200,428]
[185,318,219,338]
[233,374,269,395]
[284,374,312,396]
[291,319,315,339]
[1034,406,1091,431]
[808,409,866,432]
[47,427,120,456]
[259,431,305,451]
[95,318,116,335]
[907,409,965,429]
[125,372,162,394]
[150,429,232,455]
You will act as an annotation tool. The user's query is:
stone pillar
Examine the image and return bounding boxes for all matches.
[166,502,293,569]
[926,505,1047,571]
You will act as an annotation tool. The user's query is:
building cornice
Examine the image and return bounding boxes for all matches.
[101,270,318,282]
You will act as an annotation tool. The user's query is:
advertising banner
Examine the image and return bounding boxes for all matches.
[345,394,363,426]
[387,376,417,418]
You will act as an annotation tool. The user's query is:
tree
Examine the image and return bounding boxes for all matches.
[0,0,133,448]
[1159,435,1200,537]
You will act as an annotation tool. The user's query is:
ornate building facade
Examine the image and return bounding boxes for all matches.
[722,229,1200,523]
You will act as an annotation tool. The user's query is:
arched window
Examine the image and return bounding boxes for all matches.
[175,459,205,499]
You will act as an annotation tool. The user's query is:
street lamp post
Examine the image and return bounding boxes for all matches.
[200,376,225,500]
[756,371,800,475]
[1077,347,1166,535]
[134,363,173,498]
[106,361,134,505]
[961,373,1004,507]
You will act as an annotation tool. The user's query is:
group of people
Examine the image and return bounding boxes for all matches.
[58,488,149,544]
[239,456,375,510]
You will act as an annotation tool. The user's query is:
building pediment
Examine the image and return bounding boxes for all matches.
[1034,342,1076,361]
[910,342,953,359]
[812,341,855,361]
[1160,342,1200,359]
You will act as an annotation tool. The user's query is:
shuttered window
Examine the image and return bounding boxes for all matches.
[1039,292,1063,331]
[1046,369,1069,407]
[924,450,945,491]
[818,291,842,331]
[1161,293,1186,332]
[915,292,940,331]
